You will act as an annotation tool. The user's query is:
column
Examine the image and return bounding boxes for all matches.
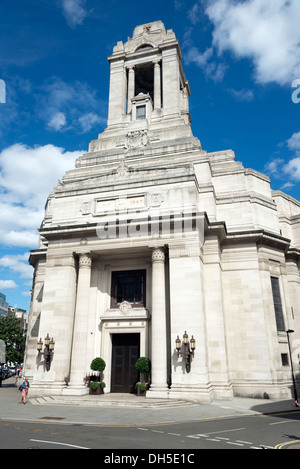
[162,48,180,117]
[147,247,169,398]
[68,253,92,395]
[127,66,135,114]
[153,61,161,110]
[107,58,126,126]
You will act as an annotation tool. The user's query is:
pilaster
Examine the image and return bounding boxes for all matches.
[67,253,92,395]
[146,247,169,398]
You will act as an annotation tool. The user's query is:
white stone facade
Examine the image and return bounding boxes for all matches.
[24,21,300,402]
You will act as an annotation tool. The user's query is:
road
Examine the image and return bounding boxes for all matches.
[1,408,299,450]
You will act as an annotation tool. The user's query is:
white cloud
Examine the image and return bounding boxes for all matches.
[62,0,88,28]
[0,143,83,247]
[280,182,295,190]
[0,280,18,289]
[264,131,300,186]
[78,112,106,133]
[287,131,300,154]
[185,46,227,82]
[188,2,203,24]
[47,112,66,131]
[283,132,300,181]
[0,253,32,279]
[283,157,300,181]
[37,77,105,134]
[264,158,284,176]
[228,88,254,102]
[203,0,300,85]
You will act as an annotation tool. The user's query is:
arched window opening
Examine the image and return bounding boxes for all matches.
[134,64,154,102]
[136,44,153,52]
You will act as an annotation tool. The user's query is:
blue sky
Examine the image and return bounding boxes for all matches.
[0,0,300,312]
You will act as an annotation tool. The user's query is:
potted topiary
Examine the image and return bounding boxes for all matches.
[89,380,106,395]
[134,357,151,396]
[89,357,106,395]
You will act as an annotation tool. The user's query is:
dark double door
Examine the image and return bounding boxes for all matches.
[111,334,140,393]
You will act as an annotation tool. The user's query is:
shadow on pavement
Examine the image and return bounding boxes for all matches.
[251,399,300,418]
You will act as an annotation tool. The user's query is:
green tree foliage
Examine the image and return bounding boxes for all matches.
[90,357,106,372]
[135,357,151,374]
[0,315,26,364]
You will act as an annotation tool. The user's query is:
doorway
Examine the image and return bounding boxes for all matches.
[111,333,140,393]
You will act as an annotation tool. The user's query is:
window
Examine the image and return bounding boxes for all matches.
[281,353,289,366]
[136,105,146,120]
[111,270,146,308]
[135,64,154,101]
[136,44,153,52]
[270,277,285,332]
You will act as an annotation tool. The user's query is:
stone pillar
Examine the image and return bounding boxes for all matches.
[127,66,135,114]
[147,247,169,398]
[107,58,126,126]
[162,48,180,117]
[30,253,78,395]
[68,253,92,395]
[153,61,161,110]
[168,243,212,402]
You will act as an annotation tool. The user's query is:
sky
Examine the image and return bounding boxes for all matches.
[0,0,300,312]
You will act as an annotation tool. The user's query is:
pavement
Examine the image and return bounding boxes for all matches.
[1,376,299,432]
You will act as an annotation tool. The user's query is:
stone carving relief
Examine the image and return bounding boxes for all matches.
[119,301,132,315]
[150,193,164,208]
[126,130,149,149]
[115,160,130,179]
[80,201,91,215]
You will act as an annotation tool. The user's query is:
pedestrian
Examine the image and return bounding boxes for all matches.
[20,377,30,404]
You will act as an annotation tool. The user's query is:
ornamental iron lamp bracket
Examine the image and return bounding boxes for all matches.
[37,334,55,371]
[175,331,196,373]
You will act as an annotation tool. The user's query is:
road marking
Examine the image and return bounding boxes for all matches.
[275,440,300,450]
[138,426,269,449]
[204,427,246,435]
[29,439,89,449]
[226,441,244,446]
[269,420,290,425]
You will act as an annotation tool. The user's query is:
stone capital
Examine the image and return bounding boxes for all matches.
[152,247,165,263]
[78,253,92,269]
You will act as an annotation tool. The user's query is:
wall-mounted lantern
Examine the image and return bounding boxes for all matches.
[176,331,196,373]
[37,333,55,371]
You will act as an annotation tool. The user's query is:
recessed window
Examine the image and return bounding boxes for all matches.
[135,64,154,101]
[270,276,285,332]
[281,353,289,366]
[136,44,153,52]
[136,105,146,120]
[111,270,146,308]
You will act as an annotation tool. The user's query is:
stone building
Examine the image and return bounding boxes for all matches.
[24,21,300,402]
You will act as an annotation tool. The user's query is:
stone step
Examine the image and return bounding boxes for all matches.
[30,395,196,409]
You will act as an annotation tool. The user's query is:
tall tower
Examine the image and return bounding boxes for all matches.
[88,20,199,155]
